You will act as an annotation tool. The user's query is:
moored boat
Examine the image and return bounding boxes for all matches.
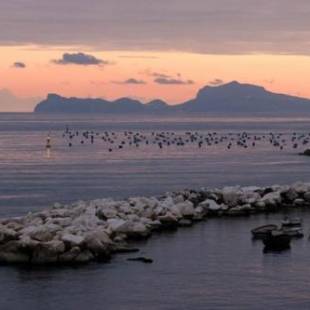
[263,230,291,250]
[251,224,278,239]
[281,226,304,238]
[281,217,302,228]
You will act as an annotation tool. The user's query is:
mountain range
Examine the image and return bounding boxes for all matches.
[34,81,310,114]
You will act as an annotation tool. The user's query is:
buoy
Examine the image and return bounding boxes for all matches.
[46,134,51,158]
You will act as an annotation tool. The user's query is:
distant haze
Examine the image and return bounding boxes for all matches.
[0,89,41,112]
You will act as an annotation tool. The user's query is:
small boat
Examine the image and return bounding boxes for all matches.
[251,224,278,239]
[281,217,302,228]
[281,226,304,238]
[263,230,291,250]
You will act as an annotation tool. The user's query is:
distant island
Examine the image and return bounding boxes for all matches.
[34,81,310,114]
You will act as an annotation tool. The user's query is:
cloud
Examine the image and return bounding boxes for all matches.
[154,78,194,85]
[53,52,109,66]
[152,72,171,79]
[1,1,310,55]
[13,62,26,68]
[113,78,146,85]
[209,78,224,86]
[141,70,172,79]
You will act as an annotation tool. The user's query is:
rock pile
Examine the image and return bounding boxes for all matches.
[1,182,310,265]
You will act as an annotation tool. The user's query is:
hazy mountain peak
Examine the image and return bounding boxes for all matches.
[47,93,64,100]
[147,99,168,106]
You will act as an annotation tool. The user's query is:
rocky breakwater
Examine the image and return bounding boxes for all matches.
[1,182,310,265]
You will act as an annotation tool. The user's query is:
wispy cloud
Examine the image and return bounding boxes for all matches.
[52,52,109,66]
[113,78,147,85]
[154,78,194,85]
[151,72,171,79]
[209,78,224,86]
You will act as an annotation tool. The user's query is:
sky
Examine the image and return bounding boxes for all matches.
[1,0,310,111]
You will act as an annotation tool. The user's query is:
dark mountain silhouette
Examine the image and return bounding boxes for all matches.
[146,99,170,111]
[34,81,310,114]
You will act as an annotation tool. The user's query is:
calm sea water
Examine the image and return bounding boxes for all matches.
[1,113,310,309]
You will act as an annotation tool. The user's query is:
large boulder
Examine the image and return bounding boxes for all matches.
[176,201,195,219]
[227,204,253,216]
[126,223,151,240]
[107,219,130,233]
[291,182,310,194]
[61,234,85,247]
[281,188,298,202]
[21,225,57,242]
[303,192,310,202]
[0,225,17,243]
[58,246,81,263]
[96,207,118,220]
[261,191,281,206]
[75,250,94,263]
[0,240,30,263]
[200,199,223,212]
[84,229,112,260]
[31,240,65,264]
[221,187,242,207]
[158,212,178,230]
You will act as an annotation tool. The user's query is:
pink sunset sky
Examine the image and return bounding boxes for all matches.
[1,0,310,111]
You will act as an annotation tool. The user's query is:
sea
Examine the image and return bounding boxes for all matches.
[1,113,310,309]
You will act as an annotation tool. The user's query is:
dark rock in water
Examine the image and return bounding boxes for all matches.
[300,149,310,156]
[112,246,140,254]
[127,257,153,263]
[178,219,193,227]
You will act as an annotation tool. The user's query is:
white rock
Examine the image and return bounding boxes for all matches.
[304,192,310,202]
[294,198,305,206]
[71,214,100,230]
[222,187,241,207]
[174,201,195,218]
[201,199,222,211]
[158,212,178,223]
[21,225,55,242]
[0,225,17,243]
[292,182,310,194]
[61,234,85,247]
[107,219,127,232]
[261,191,281,205]
[173,195,185,204]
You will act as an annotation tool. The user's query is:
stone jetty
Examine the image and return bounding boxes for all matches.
[1,181,310,265]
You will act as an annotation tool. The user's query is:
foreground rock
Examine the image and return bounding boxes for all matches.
[1,182,310,265]
[300,149,310,156]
